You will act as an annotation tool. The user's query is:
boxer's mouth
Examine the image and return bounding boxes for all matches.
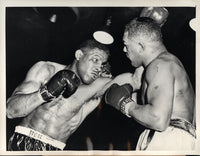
[126,53,130,59]
[91,72,99,80]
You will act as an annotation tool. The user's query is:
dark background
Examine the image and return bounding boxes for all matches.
[6,7,195,150]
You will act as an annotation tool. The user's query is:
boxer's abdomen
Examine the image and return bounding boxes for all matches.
[20,100,71,142]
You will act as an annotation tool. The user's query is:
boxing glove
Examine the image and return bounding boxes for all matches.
[99,62,112,78]
[104,83,134,116]
[39,70,81,102]
[140,7,169,27]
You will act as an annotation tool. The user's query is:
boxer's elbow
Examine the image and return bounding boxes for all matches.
[6,107,16,119]
[7,104,25,119]
[7,108,27,119]
[151,116,169,132]
[153,122,168,132]
[6,98,17,118]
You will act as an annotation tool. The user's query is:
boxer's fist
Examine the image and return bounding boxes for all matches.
[104,83,133,110]
[40,70,80,101]
[100,62,112,78]
[62,71,81,98]
[140,7,169,27]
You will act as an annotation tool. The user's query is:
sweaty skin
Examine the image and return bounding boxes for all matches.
[7,61,111,143]
[137,52,195,129]
[102,51,195,131]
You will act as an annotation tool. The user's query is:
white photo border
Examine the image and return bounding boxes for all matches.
[0,0,199,155]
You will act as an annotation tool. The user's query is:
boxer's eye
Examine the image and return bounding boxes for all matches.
[92,58,99,63]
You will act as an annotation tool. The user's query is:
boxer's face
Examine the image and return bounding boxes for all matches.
[123,32,143,67]
[76,48,108,84]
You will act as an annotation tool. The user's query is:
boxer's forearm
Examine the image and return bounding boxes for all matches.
[109,72,142,91]
[66,78,111,108]
[95,74,140,98]
[6,91,44,118]
[95,69,144,97]
[128,102,168,131]
[94,80,114,97]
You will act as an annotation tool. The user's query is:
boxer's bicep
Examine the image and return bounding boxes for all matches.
[25,61,56,85]
[65,78,111,110]
[112,73,133,84]
[101,73,135,92]
[111,72,143,91]
[12,81,41,97]
[13,61,55,95]
[6,62,56,118]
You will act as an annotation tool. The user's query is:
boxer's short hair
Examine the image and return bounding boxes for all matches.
[78,39,110,56]
[125,17,162,42]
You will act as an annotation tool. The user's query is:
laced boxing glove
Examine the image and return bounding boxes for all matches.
[39,70,81,102]
[104,83,134,117]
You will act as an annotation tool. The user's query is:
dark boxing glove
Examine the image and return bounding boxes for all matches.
[104,83,134,117]
[62,71,81,98]
[39,70,81,102]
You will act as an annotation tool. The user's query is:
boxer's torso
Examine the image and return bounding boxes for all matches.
[20,96,83,142]
[141,52,195,125]
[19,61,82,142]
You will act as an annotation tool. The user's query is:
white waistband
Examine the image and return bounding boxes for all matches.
[15,126,66,150]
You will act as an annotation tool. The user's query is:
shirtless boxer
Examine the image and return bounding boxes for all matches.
[6,39,112,151]
[104,17,196,150]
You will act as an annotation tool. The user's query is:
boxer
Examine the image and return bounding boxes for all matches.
[104,17,196,150]
[7,39,112,151]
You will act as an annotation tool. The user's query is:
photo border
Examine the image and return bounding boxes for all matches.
[0,0,199,155]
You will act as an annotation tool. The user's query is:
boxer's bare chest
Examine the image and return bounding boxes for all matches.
[21,97,75,138]
[30,97,70,122]
[21,63,74,131]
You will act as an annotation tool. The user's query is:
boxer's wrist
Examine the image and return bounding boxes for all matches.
[39,85,55,102]
[120,97,134,118]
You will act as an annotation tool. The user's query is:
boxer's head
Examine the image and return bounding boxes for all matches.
[75,39,110,84]
[123,17,162,67]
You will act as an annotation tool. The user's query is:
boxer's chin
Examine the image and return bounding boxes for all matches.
[82,76,94,85]
[131,60,139,68]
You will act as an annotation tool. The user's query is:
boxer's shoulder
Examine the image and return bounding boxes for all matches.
[112,72,134,85]
[45,61,67,71]
[145,56,172,78]
[25,61,66,83]
[34,61,66,72]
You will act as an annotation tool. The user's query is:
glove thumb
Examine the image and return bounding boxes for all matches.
[122,83,133,94]
[104,83,119,104]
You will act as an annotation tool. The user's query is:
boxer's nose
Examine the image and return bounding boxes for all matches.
[93,65,102,74]
[123,46,127,53]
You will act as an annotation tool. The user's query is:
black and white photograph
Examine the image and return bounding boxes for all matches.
[0,0,199,154]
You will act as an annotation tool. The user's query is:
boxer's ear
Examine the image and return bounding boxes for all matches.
[75,50,84,60]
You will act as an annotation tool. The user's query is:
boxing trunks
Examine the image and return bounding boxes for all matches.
[8,126,66,151]
[136,118,196,150]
